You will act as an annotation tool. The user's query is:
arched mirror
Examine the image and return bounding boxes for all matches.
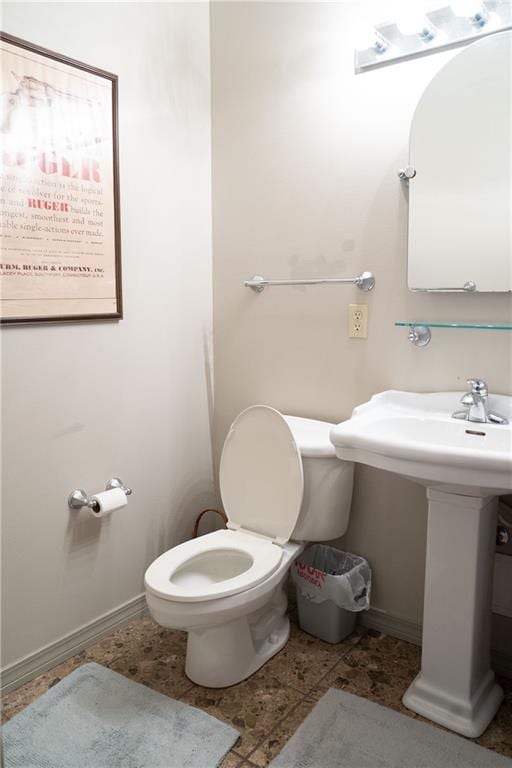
[407,30,511,292]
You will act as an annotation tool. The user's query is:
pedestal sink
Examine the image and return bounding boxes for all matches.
[330,390,512,738]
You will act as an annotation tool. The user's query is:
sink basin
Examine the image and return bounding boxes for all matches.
[330,390,512,496]
[330,389,512,739]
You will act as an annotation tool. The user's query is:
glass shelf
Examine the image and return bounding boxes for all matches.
[395,322,512,331]
[395,321,512,347]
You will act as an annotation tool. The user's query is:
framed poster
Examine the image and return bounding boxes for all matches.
[0,33,122,324]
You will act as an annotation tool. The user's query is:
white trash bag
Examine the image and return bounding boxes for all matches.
[291,544,371,612]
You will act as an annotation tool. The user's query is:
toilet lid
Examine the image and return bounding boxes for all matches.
[219,405,304,544]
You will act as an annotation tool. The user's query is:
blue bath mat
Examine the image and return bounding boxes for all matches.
[3,662,239,767]
[269,688,512,767]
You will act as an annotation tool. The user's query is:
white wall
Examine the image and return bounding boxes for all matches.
[1,2,215,668]
[210,2,512,628]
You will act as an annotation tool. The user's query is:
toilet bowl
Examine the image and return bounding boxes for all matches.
[145,405,354,688]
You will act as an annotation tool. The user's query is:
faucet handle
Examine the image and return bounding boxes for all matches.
[467,378,488,397]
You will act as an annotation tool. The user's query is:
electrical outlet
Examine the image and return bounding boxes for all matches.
[349,304,368,338]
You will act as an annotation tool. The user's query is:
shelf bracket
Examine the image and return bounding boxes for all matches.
[407,325,432,347]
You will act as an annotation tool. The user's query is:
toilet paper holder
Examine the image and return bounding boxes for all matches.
[68,478,132,511]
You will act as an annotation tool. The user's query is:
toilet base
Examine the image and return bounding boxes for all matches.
[185,585,289,687]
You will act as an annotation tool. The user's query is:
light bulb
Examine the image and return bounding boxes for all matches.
[451,0,490,25]
[451,0,486,16]
[396,10,422,35]
[396,9,437,40]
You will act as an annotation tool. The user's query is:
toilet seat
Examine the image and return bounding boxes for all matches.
[144,529,283,602]
[145,406,305,605]
[220,405,304,544]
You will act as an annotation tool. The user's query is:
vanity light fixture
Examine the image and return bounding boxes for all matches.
[354,0,511,73]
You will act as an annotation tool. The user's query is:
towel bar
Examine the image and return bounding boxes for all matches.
[244,271,375,293]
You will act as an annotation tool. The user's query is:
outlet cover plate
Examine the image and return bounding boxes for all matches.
[349,303,368,339]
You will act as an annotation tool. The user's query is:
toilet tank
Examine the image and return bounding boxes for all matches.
[283,415,354,542]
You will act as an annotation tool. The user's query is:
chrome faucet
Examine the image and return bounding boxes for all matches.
[452,378,509,425]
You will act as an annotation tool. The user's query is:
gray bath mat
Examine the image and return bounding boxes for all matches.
[3,662,238,768]
[270,688,512,768]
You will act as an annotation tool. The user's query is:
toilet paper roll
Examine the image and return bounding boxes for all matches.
[90,487,127,518]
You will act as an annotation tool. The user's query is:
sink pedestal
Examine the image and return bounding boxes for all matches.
[403,488,503,737]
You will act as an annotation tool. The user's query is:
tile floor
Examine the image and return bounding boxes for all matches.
[2,611,512,766]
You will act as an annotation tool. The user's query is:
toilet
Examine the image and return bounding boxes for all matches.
[144,405,354,688]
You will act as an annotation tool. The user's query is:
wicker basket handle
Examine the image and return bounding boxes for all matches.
[192,508,228,539]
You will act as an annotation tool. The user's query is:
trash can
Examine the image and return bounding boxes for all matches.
[291,544,371,644]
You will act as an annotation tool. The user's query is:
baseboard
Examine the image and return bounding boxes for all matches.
[359,607,423,646]
[359,608,512,679]
[1,594,147,694]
